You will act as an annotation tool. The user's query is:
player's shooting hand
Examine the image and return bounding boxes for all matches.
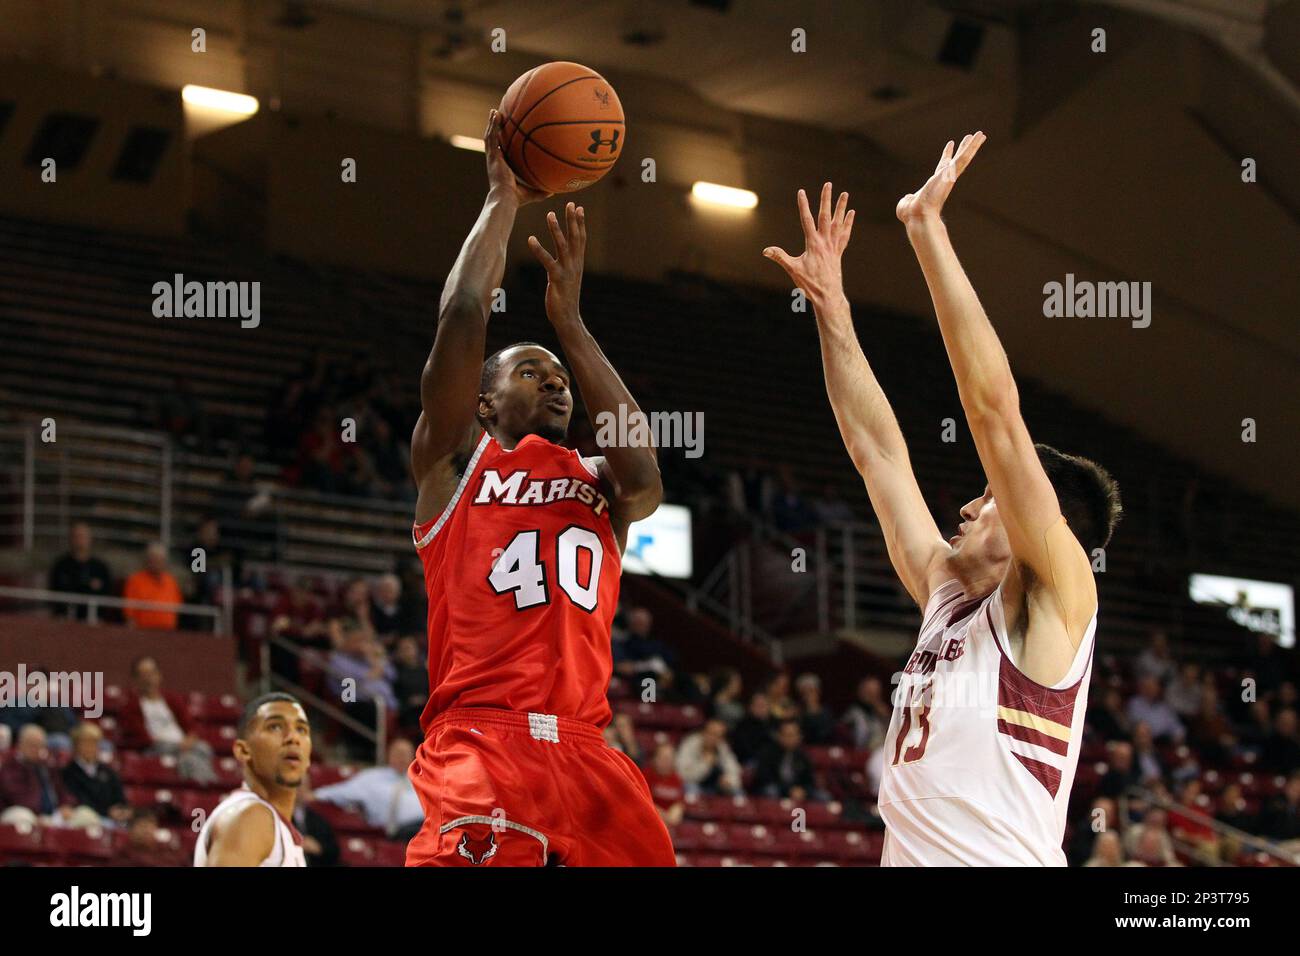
[527,201,586,328]
[762,182,855,306]
[484,109,550,206]
[895,131,985,226]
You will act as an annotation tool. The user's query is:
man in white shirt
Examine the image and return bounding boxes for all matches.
[314,737,423,838]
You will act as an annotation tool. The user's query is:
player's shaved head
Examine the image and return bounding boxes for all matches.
[477,342,573,444]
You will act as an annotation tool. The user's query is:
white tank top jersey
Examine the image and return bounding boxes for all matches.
[194,786,307,868]
[878,579,1096,866]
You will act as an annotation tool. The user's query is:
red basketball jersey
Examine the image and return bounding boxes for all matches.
[412,431,620,732]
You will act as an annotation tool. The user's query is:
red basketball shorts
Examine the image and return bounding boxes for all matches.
[405,707,677,867]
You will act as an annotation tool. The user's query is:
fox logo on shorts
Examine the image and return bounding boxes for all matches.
[456,828,499,865]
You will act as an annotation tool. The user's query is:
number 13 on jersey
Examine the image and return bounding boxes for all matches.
[487,526,604,612]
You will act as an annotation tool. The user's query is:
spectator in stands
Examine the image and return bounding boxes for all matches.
[1215,782,1256,835]
[753,718,821,802]
[1236,700,1274,758]
[1260,708,1300,773]
[392,635,429,732]
[114,807,187,867]
[1167,778,1219,860]
[1165,661,1202,720]
[1187,683,1235,766]
[771,468,816,534]
[731,692,775,766]
[363,416,413,501]
[333,577,374,631]
[1083,830,1126,867]
[603,712,642,763]
[271,579,331,648]
[299,406,354,495]
[314,738,423,839]
[0,666,80,752]
[1098,740,1142,798]
[1131,722,1167,783]
[119,655,216,785]
[122,542,184,630]
[212,452,267,534]
[60,722,130,825]
[0,725,96,828]
[369,573,411,638]
[611,607,677,695]
[1259,771,1300,848]
[187,516,242,605]
[47,522,113,621]
[676,719,743,797]
[1134,630,1176,684]
[1126,675,1184,743]
[841,675,891,752]
[794,673,835,746]
[708,668,745,728]
[1236,632,1287,702]
[1086,685,1131,743]
[640,742,686,828]
[764,672,798,721]
[153,375,210,452]
[294,780,341,867]
[1124,809,1181,866]
[326,620,397,760]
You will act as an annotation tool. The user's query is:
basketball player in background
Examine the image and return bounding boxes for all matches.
[403,110,674,866]
[763,134,1121,865]
[195,692,311,867]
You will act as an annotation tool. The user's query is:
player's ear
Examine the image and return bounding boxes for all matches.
[232,738,251,764]
[478,391,494,424]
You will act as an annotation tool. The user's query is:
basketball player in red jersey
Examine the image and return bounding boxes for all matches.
[403,110,676,866]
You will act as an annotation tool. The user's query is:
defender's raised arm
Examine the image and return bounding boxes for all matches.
[410,110,548,524]
[764,183,948,606]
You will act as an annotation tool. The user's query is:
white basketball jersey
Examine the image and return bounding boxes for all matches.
[878,579,1095,866]
[194,786,307,868]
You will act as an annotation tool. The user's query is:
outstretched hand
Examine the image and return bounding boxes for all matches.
[762,182,855,305]
[895,132,985,225]
[528,201,586,328]
[484,109,550,206]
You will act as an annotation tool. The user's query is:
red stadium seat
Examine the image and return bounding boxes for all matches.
[0,822,50,860]
[119,752,184,787]
[46,825,116,862]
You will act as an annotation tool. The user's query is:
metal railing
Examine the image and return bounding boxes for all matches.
[0,581,232,634]
[1119,784,1298,867]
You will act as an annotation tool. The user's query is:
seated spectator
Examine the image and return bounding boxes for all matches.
[122,542,184,630]
[794,673,836,745]
[1131,722,1167,784]
[294,780,341,867]
[1097,740,1141,798]
[1187,684,1236,766]
[1126,676,1184,743]
[188,516,242,605]
[114,807,187,866]
[61,722,131,825]
[1259,708,1300,774]
[708,668,745,728]
[1083,829,1126,867]
[753,718,822,802]
[119,656,216,785]
[731,692,775,766]
[603,713,641,763]
[1165,662,1201,719]
[1133,630,1175,684]
[326,621,396,759]
[1167,778,1219,860]
[392,636,429,731]
[1086,685,1131,743]
[333,577,374,631]
[0,666,80,751]
[1258,771,1300,847]
[640,742,686,828]
[369,574,412,638]
[1215,782,1256,834]
[763,672,798,721]
[841,675,891,751]
[1123,809,1181,866]
[47,522,114,621]
[314,738,423,839]
[271,579,331,647]
[611,607,678,696]
[0,725,96,828]
[676,719,743,797]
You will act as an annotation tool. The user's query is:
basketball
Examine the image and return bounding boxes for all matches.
[499,61,624,194]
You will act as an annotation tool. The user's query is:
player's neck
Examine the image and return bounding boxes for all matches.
[245,776,297,820]
[948,554,1004,601]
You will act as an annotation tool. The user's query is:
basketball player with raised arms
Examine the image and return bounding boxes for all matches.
[403,109,675,866]
[763,135,1121,865]
[195,692,311,867]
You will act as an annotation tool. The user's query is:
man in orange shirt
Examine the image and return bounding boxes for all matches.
[123,542,183,629]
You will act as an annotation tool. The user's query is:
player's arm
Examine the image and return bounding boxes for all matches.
[527,202,662,548]
[411,109,549,524]
[204,802,276,867]
[764,183,949,606]
[898,135,1096,654]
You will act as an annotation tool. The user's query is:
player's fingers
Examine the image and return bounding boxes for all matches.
[484,109,499,149]
[955,131,985,176]
[546,210,567,254]
[527,235,556,269]
[796,189,816,240]
[838,208,855,250]
[565,201,580,243]
[817,182,833,232]
[833,191,849,226]
[575,205,587,245]
[762,246,800,279]
[934,140,954,175]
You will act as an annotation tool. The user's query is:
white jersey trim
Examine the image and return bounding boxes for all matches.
[987,583,1097,691]
[413,431,491,550]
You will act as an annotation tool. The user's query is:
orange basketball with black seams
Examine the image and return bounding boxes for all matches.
[499,61,624,194]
